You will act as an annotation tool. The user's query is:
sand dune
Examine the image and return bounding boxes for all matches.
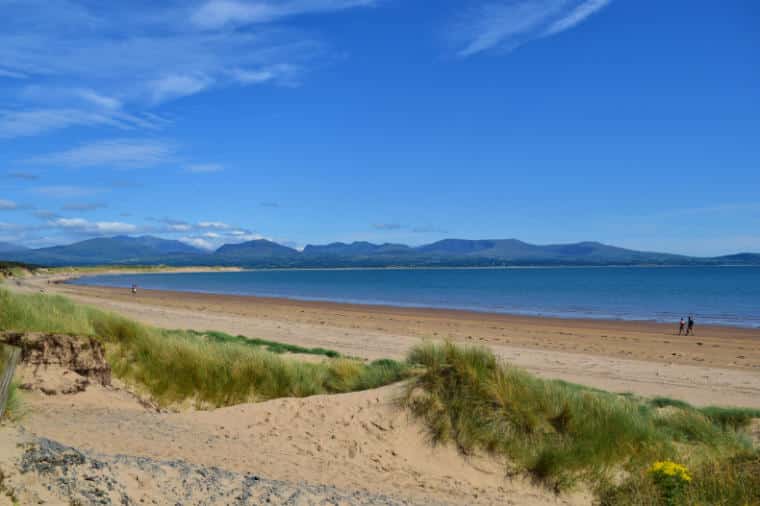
[9,380,590,505]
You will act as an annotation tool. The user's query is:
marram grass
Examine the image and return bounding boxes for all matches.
[405,342,760,504]
[0,288,410,407]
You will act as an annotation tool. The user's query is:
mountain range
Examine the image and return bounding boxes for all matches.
[1,235,759,267]
[0,241,29,254]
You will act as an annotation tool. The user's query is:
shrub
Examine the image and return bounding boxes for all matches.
[649,461,691,506]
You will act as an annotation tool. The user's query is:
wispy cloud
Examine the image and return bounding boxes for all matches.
[186,163,224,173]
[28,139,175,169]
[0,68,27,79]
[198,221,233,230]
[229,64,300,86]
[545,0,610,35]
[0,108,158,139]
[61,202,109,212]
[372,223,402,230]
[181,236,216,250]
[412,225,448,234]
[0,199,18,210]
[52,217,138,235]
[453,0,612,57]
[148,217,195,232]
[0,3,354,143]
[0,0,376,137]
[6,171,39,181]
[35,185,103,198]
[148,74,215,104]
[34,210,61,220]
[190,0,377,29]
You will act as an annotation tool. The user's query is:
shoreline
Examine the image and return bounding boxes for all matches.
[42,278,760,364]
[66,274,760,331]
[12,272,760,408]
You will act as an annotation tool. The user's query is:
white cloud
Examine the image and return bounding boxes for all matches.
[6,171,38,180]
[186,163,224,173]
[0,0,376,137]
[149,74,214,104]
[35,185,103,198]
[203,232,221,238]
[75,89,122,110]
[180,236,216,250]
[372,223,402,230]
[545,0,610,35]
[454,0,612,57]
[191,0,377,29]
[229,64,300,86]
[61,202,108,212]
[28,138,175,169]
[52,217,137,234]
[0,108,151,139]
[0,222,22,231]
[0,199,18,210]
[34,210,60,220]
[232,233,266,241]
[198,221,232,230]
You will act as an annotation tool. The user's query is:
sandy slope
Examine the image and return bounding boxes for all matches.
[7,381,590,506]
[14,275,760,408]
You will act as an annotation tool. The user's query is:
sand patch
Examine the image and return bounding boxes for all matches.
[18,378,590,505]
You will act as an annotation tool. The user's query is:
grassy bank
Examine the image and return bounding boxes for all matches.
[0,288,409,407]
[0,262,36,279]
[182,330,341,358]
[405,342,760,504]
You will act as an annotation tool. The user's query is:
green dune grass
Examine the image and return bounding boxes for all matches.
[404,342,760,504]
[181,330,341,358]
[0,288,410,407]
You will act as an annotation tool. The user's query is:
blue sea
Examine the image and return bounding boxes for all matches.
[70,266,760,328]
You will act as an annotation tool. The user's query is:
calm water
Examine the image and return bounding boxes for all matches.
[70,267,760,328]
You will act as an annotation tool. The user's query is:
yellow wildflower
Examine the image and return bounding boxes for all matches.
[649,460,692,482]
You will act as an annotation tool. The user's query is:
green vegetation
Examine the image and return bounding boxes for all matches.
[1,382,21,422]
[0,343,21,421]
[404,342,760,505]
[182,330,341,358]
[0,261,36,279]
[0,288,409,407]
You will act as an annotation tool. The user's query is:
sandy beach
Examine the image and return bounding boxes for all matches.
[15,273,760,408]
[2,272,759,505]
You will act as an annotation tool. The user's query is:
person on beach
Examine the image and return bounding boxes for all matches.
[686,315,695,336]
[131,284,137,296]
[678,317,685,335]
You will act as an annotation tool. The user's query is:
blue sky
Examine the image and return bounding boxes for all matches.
[1,0,758,255]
